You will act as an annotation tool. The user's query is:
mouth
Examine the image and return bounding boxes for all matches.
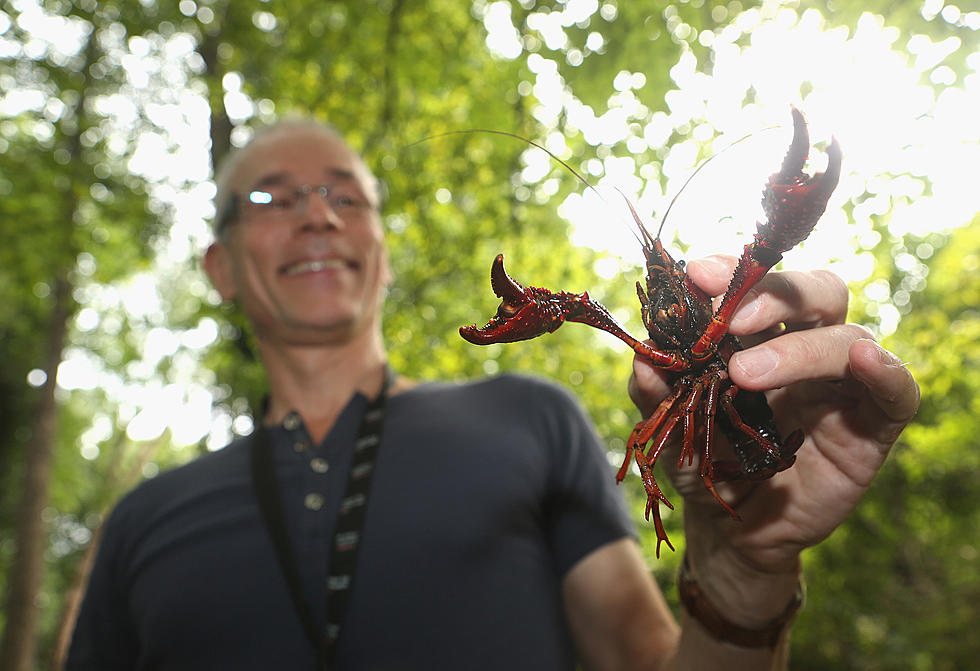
[281,258,354,276]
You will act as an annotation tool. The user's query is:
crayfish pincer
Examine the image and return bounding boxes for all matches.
[459,108,842,556]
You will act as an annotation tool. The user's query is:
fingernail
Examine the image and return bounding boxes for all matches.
[733,347,778,379]
[731,293,761,327]
[873,340,902,366]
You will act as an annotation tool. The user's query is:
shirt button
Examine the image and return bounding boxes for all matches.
[304,493,325,511]
[293,440,310,453]
[310,458,329,473]
[283,412,302,430]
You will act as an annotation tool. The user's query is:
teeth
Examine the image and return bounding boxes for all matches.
[285,259,346,275]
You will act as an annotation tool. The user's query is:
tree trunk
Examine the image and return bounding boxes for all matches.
[0,272,72,671]
[199,21,233,174]
[45,523,103,671]
[0,17,94,667]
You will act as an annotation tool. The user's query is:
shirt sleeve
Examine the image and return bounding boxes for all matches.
[536,379,637,577]
[65,502,140,670]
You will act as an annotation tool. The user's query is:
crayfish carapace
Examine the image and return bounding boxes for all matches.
[459,107,843,556]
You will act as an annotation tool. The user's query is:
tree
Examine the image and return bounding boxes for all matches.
[1,0,977,668]
[0,2,188,668]
[791,219,980,670]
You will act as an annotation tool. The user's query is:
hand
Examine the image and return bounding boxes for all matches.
[628,255,920,625]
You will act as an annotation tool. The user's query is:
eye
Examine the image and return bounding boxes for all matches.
[328,185,367,208]
[270,196,296,210]
[249,190,295,210]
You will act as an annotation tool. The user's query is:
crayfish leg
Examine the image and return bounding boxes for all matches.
[635,448,676,558]
[695,373,741,518]
[678,384,704,469]
[700,470,742,521]
[696,372,724,477]
[635,446,673,510]
[720,386,781,459]
[647,497,676,559]
[714,389,804,481]
[620,403,681,557]
[617,383,686,483]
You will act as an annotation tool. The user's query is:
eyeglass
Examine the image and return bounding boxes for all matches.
[217,182,376,234]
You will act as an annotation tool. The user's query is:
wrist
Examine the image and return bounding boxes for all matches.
[683,505,803,627]
[678,553,804,649]
[688,548,801,627]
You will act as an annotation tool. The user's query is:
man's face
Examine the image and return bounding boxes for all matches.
[205,128,391,347]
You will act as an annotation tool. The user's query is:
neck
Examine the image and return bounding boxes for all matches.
[257,329,388,443]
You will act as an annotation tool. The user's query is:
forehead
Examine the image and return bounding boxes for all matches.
[232,128,375,196]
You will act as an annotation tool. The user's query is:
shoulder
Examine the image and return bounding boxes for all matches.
[393,373,599,461]
[398,373,592,439]
[402,372,583,415]
[105,437,250,531]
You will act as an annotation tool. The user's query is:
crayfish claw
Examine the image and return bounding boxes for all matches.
[459,254,535,344]
[758,107,843,254]
[459,254,570,345]
[775,106,812,183]
[489,254,523,301]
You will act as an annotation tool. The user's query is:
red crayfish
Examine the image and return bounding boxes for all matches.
[459,108,842,555]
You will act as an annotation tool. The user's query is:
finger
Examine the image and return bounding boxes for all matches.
[848,338,920,432]
[688,257,849,335]
[685,255,738,295]
[729,269,849,334]
[628,352,673,417]
[728,323,875,391]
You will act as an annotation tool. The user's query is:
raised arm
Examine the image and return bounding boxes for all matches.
[628,256,919,670]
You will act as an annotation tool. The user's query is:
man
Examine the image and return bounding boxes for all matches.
[67,119,919,670]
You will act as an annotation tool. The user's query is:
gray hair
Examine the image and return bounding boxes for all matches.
[212,118,382,239]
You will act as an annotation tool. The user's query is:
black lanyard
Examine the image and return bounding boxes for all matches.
[250,369,393,670]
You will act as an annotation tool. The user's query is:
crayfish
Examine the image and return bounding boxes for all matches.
[459,108,842,555]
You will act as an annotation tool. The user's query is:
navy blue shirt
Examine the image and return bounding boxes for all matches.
[67,374,634,670]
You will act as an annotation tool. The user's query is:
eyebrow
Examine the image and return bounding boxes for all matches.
[248,168,358,192]
[248,172,291,191]
[325,168,357,182]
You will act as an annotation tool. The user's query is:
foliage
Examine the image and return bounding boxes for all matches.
[794,216,980,670]
[0,0,977,668]
[0,1,205,666]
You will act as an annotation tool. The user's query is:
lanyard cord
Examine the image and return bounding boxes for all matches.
[250,368,393,670]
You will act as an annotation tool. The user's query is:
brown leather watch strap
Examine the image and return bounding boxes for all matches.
[677,555,804,649]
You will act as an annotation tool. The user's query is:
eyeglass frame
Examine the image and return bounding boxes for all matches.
[215,179,387,237]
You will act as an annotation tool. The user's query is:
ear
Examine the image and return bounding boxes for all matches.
[203,241,237,302]
[380,247,394,288]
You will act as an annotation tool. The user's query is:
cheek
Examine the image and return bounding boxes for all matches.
[232,232,285,293]
[359,226,389,266]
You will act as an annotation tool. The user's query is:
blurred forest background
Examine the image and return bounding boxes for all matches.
[0,0,977,669]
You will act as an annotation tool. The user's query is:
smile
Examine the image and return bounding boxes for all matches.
[282,258,351,276]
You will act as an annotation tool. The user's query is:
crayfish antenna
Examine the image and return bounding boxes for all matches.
[614,188,653,248]
[654,129,764,240]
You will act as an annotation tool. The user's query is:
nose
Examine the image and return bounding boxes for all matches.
[300,190,342,231]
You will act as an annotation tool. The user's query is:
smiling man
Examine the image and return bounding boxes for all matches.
[205,125,395,441]
[67,119,919,671]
